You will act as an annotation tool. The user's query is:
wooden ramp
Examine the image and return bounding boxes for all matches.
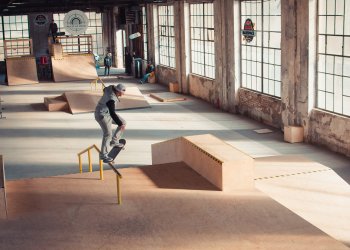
[64,87,150,114]
[0,155,8,219]
[1,165,348,249]
[150,92,186,102]
[51,54,98,82]
[152,134,255,191]
[6,57,39,86]
[44,94,69,112]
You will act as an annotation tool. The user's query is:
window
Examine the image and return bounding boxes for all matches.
[241,0,281,97]
[0,18,4,61]
[190,3,215,79]
[317,0,350,116]
[54,12,103,57]
[158,5,175,68]
[0,15,29,61]
[142,7,148,61]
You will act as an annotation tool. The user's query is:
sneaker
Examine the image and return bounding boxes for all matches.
[102,156,114,163]
[110,141,124,148]
[139,80,143,84]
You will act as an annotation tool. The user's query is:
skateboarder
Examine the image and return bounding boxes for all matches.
[95,83,126,163]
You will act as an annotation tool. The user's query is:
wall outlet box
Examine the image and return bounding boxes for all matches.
[169,82,179,93]
[284,126,304,143]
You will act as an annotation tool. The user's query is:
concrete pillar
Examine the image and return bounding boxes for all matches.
[213,0,236,112]
[222,0,236,112]
[214,0,224,109]
[29,13,52,57]
[174,1,190,94]
[102,10,117,64]
[281,0,309,130]
[147,4,155,63]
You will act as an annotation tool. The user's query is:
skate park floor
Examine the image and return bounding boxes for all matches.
[0,76,349,249]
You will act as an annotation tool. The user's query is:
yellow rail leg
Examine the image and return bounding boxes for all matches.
[99,159,104,180]
[78,155,82,173]
[88,149,92,172]
[117,175,121,205]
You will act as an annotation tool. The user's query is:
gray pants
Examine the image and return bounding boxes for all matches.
[95,113,125,158]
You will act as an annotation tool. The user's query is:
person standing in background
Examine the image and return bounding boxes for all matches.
[49,19,58,43]
[104,52,112,76]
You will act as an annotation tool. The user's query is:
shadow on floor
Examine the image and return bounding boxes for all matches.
[140,162,220,191]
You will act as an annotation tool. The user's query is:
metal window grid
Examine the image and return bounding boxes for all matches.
[0,15,29,61]
[158,5,175,68]
[190,3,215,79]
[241,0,281,98]
[54,12,103,57]
[317,0,350,117]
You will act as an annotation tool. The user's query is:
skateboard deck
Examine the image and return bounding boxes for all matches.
[107,139,126,162]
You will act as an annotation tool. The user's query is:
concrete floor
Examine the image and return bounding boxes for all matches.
[0,76,349,249]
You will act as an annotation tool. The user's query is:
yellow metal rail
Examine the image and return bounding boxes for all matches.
[77,144,123,204]
[90,77,106,92]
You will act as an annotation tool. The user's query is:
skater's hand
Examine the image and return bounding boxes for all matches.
[120,124,126,131]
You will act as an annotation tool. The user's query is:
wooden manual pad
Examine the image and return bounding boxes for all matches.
[64,87,150,114]
[150,92,186,102]
[152,134,255,191]
[44,95,68,112]
[6,57,39,86]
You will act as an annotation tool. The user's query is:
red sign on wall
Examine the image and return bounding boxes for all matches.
[242,18,256,43]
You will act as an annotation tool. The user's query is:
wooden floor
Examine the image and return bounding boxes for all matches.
[1,162,348,250]
[0,79,349,249]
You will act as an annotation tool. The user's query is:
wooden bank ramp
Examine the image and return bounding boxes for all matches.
[0,164,347,249]
[6,57,39,86]
[152,134,255,191]
[44,87,150,114]
[150,92,186,102]
[51,54,98,82]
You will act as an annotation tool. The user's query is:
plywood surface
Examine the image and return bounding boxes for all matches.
[150,92,186,102]
[51,54,98,82]
[184,134,252,163]
[255,159,350,246]
[152,134,255,191]
[6,57,39,86]
[65,87,150,114]
[0,164,347,249]
[254,155,330,180]
[0,155,4,188]
[0,155,7,219]
[44,95,68,112]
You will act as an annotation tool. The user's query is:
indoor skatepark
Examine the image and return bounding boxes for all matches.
[0,0,350,249]
[0,77,349,249]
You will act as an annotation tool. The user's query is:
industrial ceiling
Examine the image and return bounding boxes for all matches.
[0,0,146,15]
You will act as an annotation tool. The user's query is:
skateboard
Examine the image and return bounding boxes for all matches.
[107,139,126,162]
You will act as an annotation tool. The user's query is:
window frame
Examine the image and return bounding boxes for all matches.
[189,2,215,79]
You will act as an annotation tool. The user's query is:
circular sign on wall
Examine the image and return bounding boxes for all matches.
[34,14,48,26]
[63,10,89,36]
[241,18,256,43]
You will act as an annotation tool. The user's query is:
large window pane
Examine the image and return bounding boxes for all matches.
[158,5,175,68]
[241,0,281,97]
[317,0,350,116]
[190,3,215,79]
